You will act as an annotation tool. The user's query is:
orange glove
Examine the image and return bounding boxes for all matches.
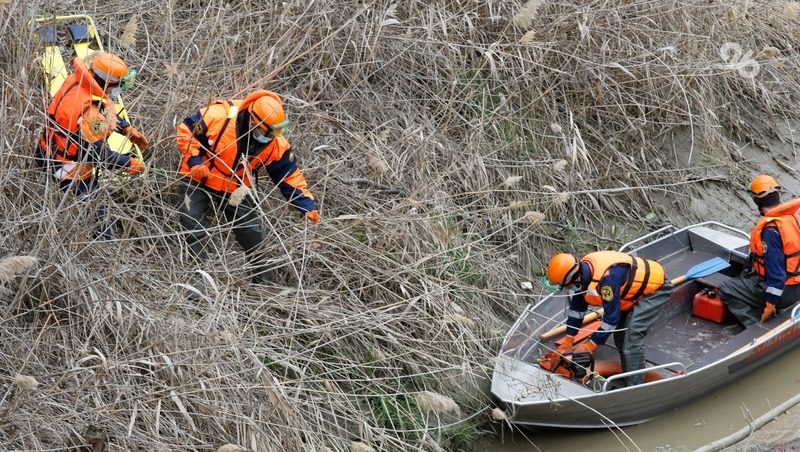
[124,126,149,152]
[128,158,145,175]
[306,210,320,224]
[574,340,598,354]
[190,164,210,180]
[555,335,574,355]
[760,302,777,323]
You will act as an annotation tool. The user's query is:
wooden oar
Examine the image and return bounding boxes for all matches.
[539,257,731,340]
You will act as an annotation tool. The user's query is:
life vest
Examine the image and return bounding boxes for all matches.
[581,251,665,311]
[38,58,116,180]
[176,91,291,193]
[750,198,800,285]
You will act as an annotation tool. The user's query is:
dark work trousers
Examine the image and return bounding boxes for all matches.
[719,276,800,327]
[612,286,673,386]
[177,181,268,280]
[35,148,112,239]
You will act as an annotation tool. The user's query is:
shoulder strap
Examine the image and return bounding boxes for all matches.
[203,101,240,176]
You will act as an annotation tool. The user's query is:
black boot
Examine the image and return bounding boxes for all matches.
[187,272,206,301]
[251,267,269,286]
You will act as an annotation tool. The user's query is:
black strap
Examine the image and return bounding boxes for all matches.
[620,256,637,299]
[230,111,248,182]
[202,101,236,176]
[628,258,652,301]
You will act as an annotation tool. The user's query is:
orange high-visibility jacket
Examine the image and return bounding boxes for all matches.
[176,90,314,200]
[750,198,800,285]
[582,251,665,311]
[38,58,117,178]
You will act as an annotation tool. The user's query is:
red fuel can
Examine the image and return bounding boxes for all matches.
[692,288,732,324]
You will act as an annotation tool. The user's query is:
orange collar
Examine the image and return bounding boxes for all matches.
[764,198,800,217]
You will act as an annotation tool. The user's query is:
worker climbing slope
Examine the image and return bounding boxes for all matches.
[176,90,320,299]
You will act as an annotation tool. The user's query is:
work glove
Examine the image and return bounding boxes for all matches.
[760,302,777,323]
[555,335,574,355]
[574,340,598,355]
[128,158,145,176]
[190,164,210,180]
[124,126,149,152]
[306,210,320,224]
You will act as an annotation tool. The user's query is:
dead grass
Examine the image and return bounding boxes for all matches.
[1,0,800,450]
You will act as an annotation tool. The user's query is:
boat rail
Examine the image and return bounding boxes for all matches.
[697,221,750,240]
[619,221,750,253]
[619,225,676,252]
[601,362,686,392]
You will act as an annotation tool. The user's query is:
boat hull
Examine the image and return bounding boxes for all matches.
[491,222,800,428]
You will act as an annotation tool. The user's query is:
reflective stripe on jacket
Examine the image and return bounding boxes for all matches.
[582,250,665,311]
[750,198,800,286]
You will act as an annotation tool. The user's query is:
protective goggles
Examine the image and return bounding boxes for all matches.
[259,118,290,137]
[120,68,138,90]
[272,118,290,129]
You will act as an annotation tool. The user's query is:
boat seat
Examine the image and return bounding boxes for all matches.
[696,273,732,289]
[688,226,749,265]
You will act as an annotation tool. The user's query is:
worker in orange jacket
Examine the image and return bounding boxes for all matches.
[720,175,800,327]
[36,52,148,238]
[545,251,672,386]
[176,90,319,298]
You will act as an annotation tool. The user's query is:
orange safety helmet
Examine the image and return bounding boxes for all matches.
[248,95,290,131]
[749,175,781,199]
[89,52,129,85]
[545,253,579,291]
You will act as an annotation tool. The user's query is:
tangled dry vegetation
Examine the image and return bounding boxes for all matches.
[1,0,800,450]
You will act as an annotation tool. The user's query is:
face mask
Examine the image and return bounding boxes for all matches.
[542,276,563,294]
[252,128,272,144]
[107,87,122,101]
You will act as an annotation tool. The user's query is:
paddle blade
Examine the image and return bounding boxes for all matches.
[685,257,730,279]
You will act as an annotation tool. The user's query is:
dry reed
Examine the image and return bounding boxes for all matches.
[1,0,800,450]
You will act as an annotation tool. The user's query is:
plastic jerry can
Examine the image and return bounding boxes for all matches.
[692,288,732,324]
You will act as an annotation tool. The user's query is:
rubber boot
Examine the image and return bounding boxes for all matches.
[96,205,114,240]
[187,273,206,301]
[251,266,269,286]
[623,352,646,386]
